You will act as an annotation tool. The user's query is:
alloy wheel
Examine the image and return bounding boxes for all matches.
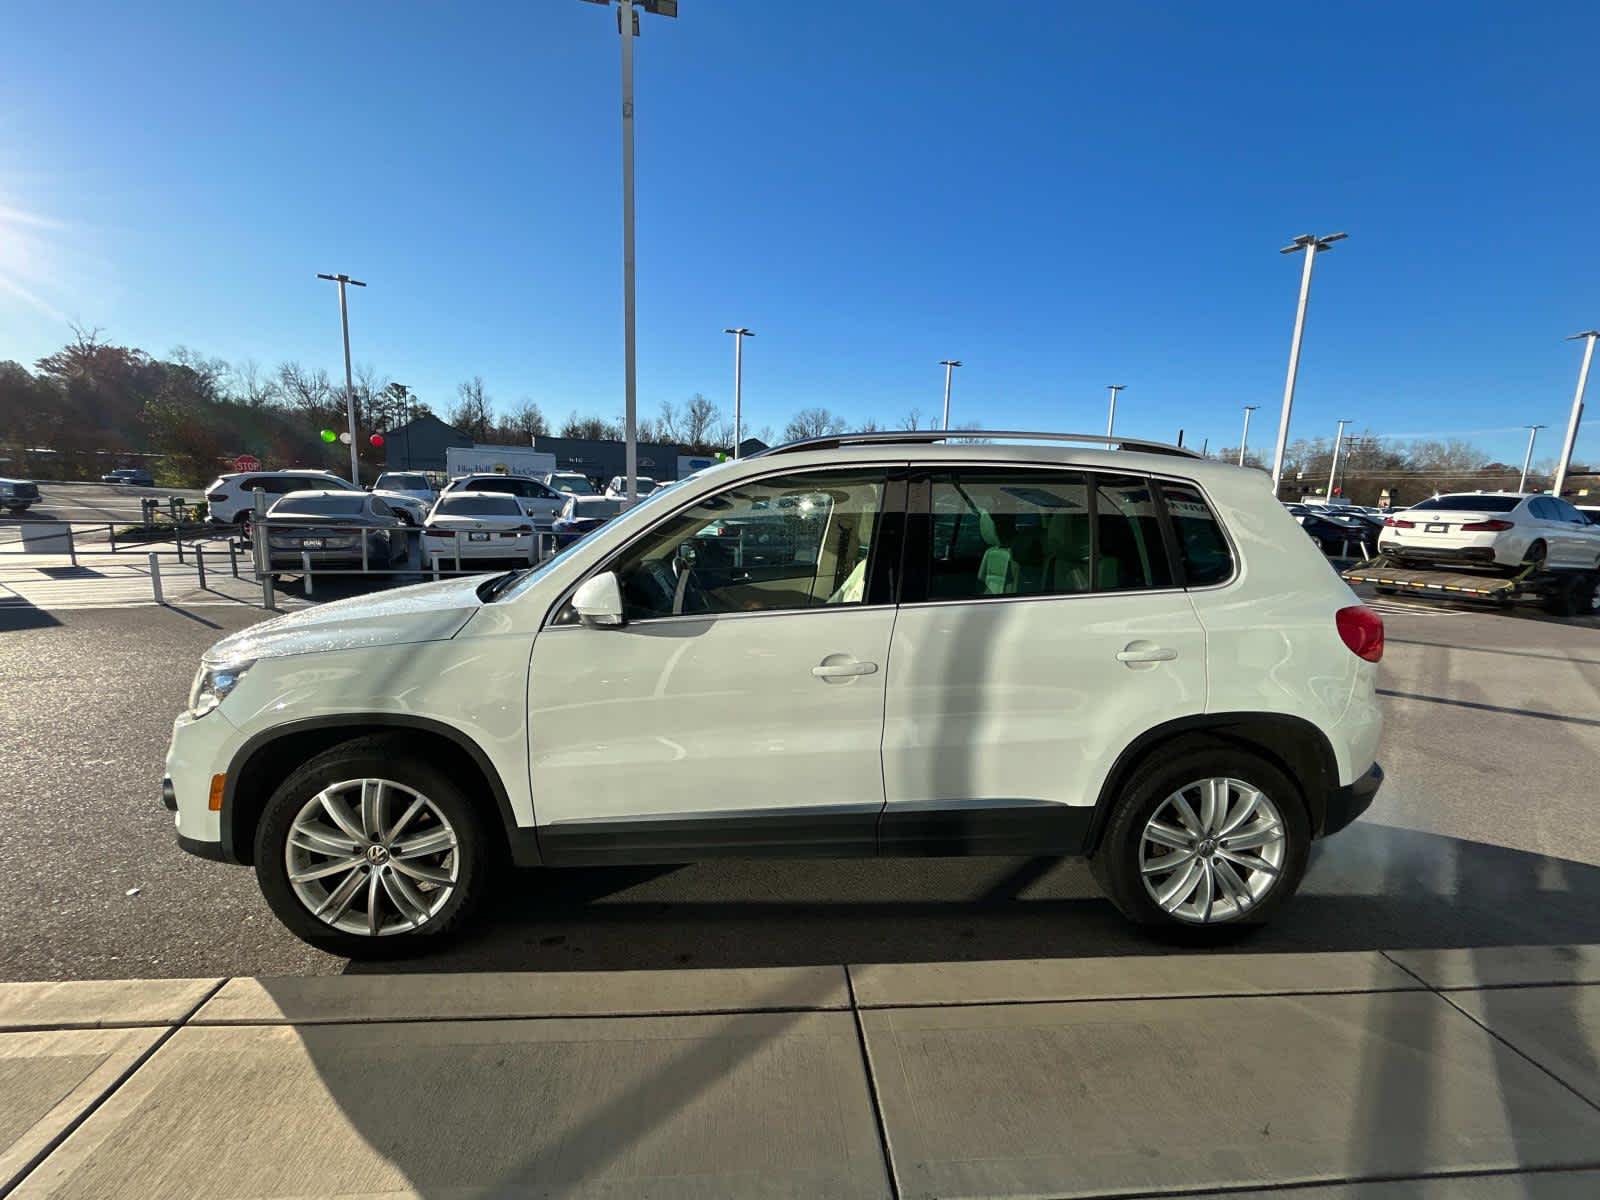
[1139,777,1287,924]
[285,778,460,937]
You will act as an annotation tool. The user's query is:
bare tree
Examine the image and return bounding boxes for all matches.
[783,407,846,442]
[560,411,621,440]
[503,398,549,440]
[230,359,279,407]
[899,407,924,431]
[276,362,335,413]
[450,376,493,441]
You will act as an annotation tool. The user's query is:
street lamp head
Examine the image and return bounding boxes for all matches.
[1567,330,1600,341]
[1107,384,1125,392]
[1279,232,1347,254]
[724,327,754,336]
[941,360,962,368]
[316,273,366,287]
[1243,404,1259,412]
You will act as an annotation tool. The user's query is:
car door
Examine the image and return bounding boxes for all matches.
[1551,498,1598,568]
[880,467,1208,855]
[526,466,904,864]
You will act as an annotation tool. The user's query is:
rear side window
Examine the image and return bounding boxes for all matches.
[919,469,1172,600]
[1160,482,1233,586]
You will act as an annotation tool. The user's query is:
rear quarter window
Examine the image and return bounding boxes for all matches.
[1160,482,1234,586]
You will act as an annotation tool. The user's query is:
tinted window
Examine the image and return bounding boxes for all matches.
[438,495,523,516]
[1094,476,1174,591]
[1161,482,1234,586]
[1555,499,1587,523]
[273,495,366,515]
[921,470,1175,599]
[610,470,886,620]
[1410,494,1521,513]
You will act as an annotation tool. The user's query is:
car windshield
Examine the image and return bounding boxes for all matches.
[436,495,522,516]
[1409,494,1522,512]
[272,495,366,515]
[378,473,428,490]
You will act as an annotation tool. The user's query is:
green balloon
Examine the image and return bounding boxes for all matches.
[320,429,337,443]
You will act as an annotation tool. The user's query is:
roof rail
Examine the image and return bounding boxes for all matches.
[750,430,1202,459]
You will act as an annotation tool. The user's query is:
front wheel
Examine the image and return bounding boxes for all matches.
[253,736,492,957]
[1091,745,1310,936]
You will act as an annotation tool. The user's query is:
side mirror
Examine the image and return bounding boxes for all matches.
[572,571,625,628]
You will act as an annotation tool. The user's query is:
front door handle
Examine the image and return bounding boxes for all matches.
[812,655,879,682]
[1116,641,1178,666]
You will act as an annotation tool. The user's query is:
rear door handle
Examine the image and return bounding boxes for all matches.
[812,656,879,681]
[1116,642,1178,665]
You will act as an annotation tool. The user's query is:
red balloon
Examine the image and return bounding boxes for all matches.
[369,433,385,447]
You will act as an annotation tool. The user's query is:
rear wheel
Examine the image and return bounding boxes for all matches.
[1522,540,1548,569]
[253,736,493,957]
[1091,745,1310,936]
[1545,574,1600,618]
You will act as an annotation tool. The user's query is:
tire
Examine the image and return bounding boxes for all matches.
[1090,743,1311,938]
[252,735,494,957]
[1545,574,1599,618]
[1522,540,1548,569]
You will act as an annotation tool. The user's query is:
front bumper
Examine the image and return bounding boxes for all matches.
[1321,761,1383,837]
[164,708,245,861]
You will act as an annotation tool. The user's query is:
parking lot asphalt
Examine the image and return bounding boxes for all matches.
[2,594,1597,982]
[4,480,205,527]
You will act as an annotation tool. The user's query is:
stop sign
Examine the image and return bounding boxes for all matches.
[234,454,261,472]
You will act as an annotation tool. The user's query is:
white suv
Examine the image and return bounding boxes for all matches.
[205,469,428,527]
[165,432,1384,955]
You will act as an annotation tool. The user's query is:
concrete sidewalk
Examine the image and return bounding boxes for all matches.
[0,546,294,612]
[4,948,1600,1199]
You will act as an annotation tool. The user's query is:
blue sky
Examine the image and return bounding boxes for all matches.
[3,1,1597,462]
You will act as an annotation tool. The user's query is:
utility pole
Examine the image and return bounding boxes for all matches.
[1326,418,1351,500]
[316,272,366,485]
[939,360,962,429]
[1106,384,1126,438]
[1269,232,1347,496]
[579,0,678,503]
[1239,404,1259,466]
[1519,424,1546,493]
[724,328,753,457]
[1553,331,1599,499]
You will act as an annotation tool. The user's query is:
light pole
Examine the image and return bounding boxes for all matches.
[939,360,962,429]
[1105,384,1126,438]
[1269,232,1347,496]
[316,272,366,485]
[1552,331,1599,499]
[1519,424,1546,493]
[1326,418,1351,501]
[724,328,753,456]
[580,0,678,504]
[1238,404,1259,466]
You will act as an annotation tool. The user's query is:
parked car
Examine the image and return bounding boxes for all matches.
[1301,510,1381,557]
[1378,492,1600,570]
[543,471,597,496]
[423,493,538,568]
[0,476,39,513]
[603,475,658,499]
[261,492,405,569]
[550,495,628,548]
[167,430,1383,955]
[102,468,156,487]
[372,471,438,508]
[440,474,565,527]
[206,469,427,528]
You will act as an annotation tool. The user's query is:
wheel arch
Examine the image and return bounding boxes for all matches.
[1085,712,1340,854]
[221,715,539,867]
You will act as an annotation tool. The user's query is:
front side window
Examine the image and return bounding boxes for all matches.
[608,470,887,620]
[920,469,1172,600]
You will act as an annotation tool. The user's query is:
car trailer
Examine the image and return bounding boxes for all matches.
[1341,555,1600,617]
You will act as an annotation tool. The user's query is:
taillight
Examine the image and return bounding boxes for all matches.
[1336,605,1384,663]
[1460,519,1514,532]
[1383,517,1414,528]
[424,528,452,538]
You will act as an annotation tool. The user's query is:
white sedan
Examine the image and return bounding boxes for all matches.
[422,492,538,567]
[1378,492,1600,570]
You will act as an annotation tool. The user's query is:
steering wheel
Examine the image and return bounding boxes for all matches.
[671,556,710,615]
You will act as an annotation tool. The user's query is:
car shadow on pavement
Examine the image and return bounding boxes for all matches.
[343,821,1600,975]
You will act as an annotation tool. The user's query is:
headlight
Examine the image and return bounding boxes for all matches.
[188,661,253,718]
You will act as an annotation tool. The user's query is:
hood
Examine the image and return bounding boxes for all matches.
[203,574,487,665]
